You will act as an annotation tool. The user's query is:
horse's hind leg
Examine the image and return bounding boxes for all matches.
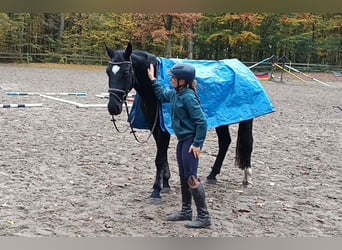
[207,125,231,184]
[235,119,253,186]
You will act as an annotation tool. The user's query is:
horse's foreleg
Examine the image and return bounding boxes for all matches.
[207,125,231,184]
[150,130,170,204]
[236,119,253,186]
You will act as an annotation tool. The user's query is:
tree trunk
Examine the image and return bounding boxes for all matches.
[187,25,194,59]
[164,15,173,58]
[56,13,65,53]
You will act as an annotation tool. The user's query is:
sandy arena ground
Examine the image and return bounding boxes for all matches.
[0,63,341,237]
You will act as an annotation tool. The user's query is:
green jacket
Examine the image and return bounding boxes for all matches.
[152,80,207,147]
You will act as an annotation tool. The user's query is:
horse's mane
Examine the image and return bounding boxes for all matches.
[131,50,158,100]
[131,50,157,73]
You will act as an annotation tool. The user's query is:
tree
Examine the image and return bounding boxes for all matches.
[160,13,202,58]
[232,31,260,61]
[56,13,65,53]
[0,13,340,65]
[257,13,281,59]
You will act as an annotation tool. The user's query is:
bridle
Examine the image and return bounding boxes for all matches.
[108,60,134,104]
[108,60,134,133]
[108,59,159,143]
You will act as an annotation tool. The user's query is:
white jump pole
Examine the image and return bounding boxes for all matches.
[284,65,330,87]
[7,92,87,96]
[39,94,82,106]
[77,103,108,108]
[1,103,43,108]
[249,55,275,69]
[77,103,133,108]
[46,92,87,96]
[6,92,37,96]
[97,93,135,102]
[40,94,131,108]
[95,94,109,99]
[40,94,111,108]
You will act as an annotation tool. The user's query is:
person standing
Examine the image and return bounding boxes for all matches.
[147,63,212,229]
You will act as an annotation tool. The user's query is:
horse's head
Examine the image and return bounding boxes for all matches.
[105,42,135,115]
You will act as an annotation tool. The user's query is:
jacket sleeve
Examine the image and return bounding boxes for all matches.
[151,80,173,103]
[185,94,207,148]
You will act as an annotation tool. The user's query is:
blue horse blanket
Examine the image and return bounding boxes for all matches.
[129,58,275,135]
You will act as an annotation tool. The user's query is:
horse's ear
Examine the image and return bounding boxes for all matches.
[124,42,133,60]
[104,42,114,58]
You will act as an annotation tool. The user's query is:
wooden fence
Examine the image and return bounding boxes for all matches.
[0,52,106,65]
[0,52,341,73]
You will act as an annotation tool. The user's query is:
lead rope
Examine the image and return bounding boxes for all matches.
[110,99,130,134]
[111,95,159,144]
[127,95,159,144]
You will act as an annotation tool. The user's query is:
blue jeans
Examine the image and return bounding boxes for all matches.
[176,137,199,180]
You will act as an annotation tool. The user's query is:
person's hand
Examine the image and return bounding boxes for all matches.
[147,63,156,81]
[189,145,201,159]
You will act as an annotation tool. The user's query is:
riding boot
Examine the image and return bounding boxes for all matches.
[166,180,192,221]
[184,183,212,228]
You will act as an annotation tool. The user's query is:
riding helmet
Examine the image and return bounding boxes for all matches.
[169,63,196,84]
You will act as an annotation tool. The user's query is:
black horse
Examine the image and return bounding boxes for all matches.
[105,42,253,204]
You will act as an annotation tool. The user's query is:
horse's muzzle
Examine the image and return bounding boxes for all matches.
[107,100,122,115]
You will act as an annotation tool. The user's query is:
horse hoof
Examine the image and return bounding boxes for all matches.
[242,168,252,187]
[205,178,217,185]
[206,173,217,184]
[242,179,253,187]
[149,197,162,205]
[161,187,171,193]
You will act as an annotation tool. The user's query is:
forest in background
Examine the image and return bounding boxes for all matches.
[0,13,341,66]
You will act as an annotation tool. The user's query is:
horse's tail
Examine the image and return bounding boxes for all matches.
[235,119,253,169]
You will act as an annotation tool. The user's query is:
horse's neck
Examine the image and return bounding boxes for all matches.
[132,70,158,107]
[132,55,157,101]
[134,77,155,100]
